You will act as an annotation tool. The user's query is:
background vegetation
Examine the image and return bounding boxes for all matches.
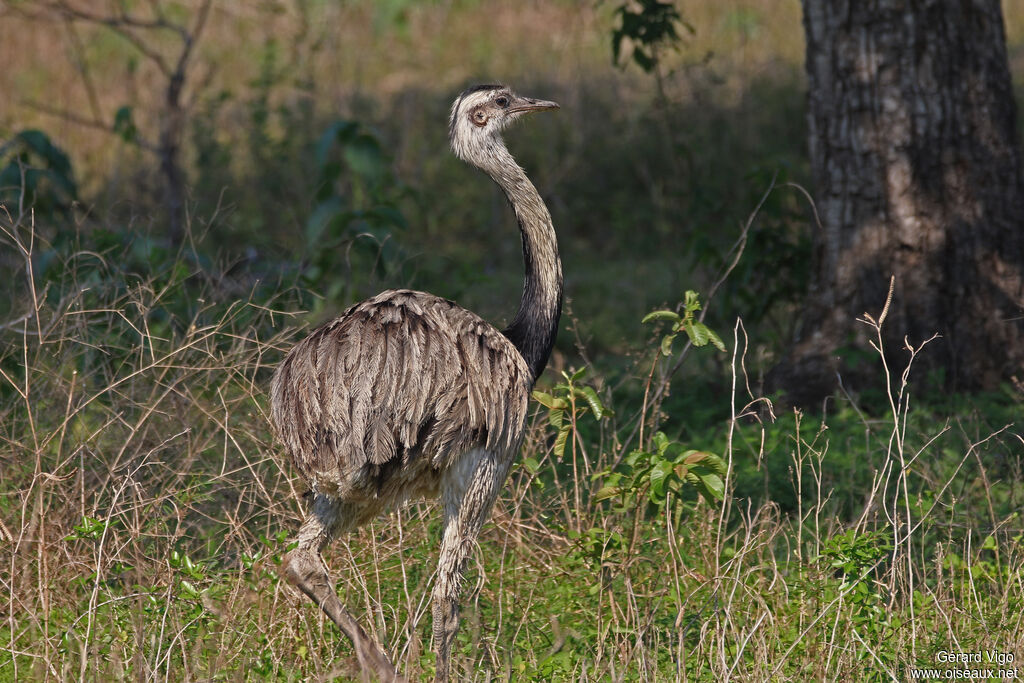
[2,1,1023,680]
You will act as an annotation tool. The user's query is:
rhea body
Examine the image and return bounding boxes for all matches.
[270,85,561,682]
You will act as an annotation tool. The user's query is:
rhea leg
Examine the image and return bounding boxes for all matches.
[432,452,510,682]
[283,496,403,682]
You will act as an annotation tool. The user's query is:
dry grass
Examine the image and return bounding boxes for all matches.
[0,0,808,198]
[3,2,1024,680]
[0,208,306,680]
[2,202,1023,681]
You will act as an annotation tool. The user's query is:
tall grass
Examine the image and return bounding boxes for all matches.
[2,205,1022,681]
[0,208,308,680]
[3,2,1024,679]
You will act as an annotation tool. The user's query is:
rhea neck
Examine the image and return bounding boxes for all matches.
[472,137,562,380]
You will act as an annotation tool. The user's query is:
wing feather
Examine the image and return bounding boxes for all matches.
[270,290,532,497]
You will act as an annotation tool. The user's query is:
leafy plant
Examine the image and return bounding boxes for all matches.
[571,525,627,564]
[532,367,610,459]
[64,515,120,541]
[0,129,78,218]
[820,528,892,585]
[817,528,898,677]
[643,289,726,355]
[303,119,409,305]
[595,431,727,515]
[112,106,138,144]
[611,0,692,73]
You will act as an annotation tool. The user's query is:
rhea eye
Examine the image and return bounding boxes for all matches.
[495,96,509,107]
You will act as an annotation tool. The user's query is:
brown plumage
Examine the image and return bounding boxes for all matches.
[272,85,561,683]
[272,289,530,511]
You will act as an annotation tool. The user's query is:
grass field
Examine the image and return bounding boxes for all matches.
[3,1,1024,680]
[2,220,1021,680]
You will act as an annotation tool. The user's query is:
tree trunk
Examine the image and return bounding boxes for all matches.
[159,103,186,246]
[777,0,1024,406]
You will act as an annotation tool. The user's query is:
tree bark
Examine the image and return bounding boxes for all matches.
[159,82,186,246]
[777,0,1024,406]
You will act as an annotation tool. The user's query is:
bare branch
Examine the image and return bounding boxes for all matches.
[59,17,104,122]
[20,100,157,152]
[45,1,188,76]
[49,0,189,39]
[172,0,212,97]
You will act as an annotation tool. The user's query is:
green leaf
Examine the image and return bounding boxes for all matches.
[180,580,201,599]
[697,472,725,500]
[684,320,710,347]
[575,385,606,419]
[344,134,385,181]
[652,432,669,453]
[684,290,702,313]
[649,460,671,499]
[553,425,570,458]
[113,106,137,143]
[548,407,564,429]
[684,469,725,502]
[660,332,676,356]
[593,486,623,502]
[642,309,682,325]
[532,390,568,410]
[706,327,727,352]
[685,451,728,477]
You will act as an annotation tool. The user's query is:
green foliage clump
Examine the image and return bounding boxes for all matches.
[643,289,726,355]
[0,129,77,219]
[596,431,726,514]
[532,367,610,460]
[611,0,692,72]
[302,119,409,307]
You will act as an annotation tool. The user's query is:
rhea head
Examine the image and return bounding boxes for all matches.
[448,85,558,168]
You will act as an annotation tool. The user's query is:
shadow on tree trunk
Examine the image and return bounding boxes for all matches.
[773,0,1024,408]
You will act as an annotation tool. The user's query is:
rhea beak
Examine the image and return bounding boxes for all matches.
[508,96,560,114]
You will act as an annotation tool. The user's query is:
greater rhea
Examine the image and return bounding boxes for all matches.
[271,85,562,681]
